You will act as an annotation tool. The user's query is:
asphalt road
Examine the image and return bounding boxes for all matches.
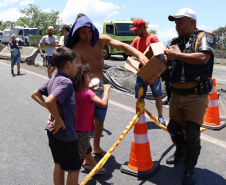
[0,59,226,185]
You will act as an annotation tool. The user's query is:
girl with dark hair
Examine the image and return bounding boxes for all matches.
[73,65,111,174]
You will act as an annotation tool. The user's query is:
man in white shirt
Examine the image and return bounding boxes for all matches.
[59,25,71,47]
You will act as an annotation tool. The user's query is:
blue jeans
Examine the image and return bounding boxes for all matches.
[135,76,162,99]
[94,83,108,121]
[11,55,21,65]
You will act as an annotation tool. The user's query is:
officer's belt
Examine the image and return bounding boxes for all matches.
[172,86,197,95]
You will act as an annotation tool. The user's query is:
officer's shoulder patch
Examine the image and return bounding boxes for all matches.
[206,34,214,44]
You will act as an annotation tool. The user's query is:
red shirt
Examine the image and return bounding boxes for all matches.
[131,33,159,52]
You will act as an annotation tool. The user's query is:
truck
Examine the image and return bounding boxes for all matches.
[103,20,137,60]
[1,25,39,46]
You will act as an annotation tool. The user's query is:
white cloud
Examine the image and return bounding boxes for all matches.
[60,0,120,24]
[0,0,19,7]
[42,8,51,13]
[156,27,177,43]
[0,7,23,22]
[155,25,218,43]
[148,24,160,30]
[198,25,217,32]
[93,22,103,33]
[20,0,35,6]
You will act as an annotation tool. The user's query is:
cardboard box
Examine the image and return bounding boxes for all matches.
[124,42,167,84]
[143,42,166,59]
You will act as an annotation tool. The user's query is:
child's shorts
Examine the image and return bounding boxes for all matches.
[47,131,81,172]
[76,131,91,161]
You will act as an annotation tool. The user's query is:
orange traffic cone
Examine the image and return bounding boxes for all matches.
[120,101,160,178]
[203,78,226,130]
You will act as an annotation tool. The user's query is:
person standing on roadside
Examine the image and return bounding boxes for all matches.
[59,25,71,47]
[38,26,58,79]
[129,19,166,126]
[8,34,22,76]
[163,8,216,185]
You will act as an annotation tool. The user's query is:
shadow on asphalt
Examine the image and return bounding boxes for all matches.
[84,155,120,185]
[146,121,162,130]
[137,166,226,185]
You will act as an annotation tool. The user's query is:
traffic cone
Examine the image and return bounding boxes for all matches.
[203,78,226,130]
[120,101,160,178]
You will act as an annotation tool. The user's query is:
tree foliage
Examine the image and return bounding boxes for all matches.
[14,4,62,35]
[212,26,226,50]
[130,17,157,35]
[0,21,14,31]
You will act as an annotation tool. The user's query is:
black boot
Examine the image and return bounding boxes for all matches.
[183,121,201,185]
[166,119,185,165]
[166,146,183,164]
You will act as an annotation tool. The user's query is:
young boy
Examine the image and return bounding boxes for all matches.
[31,47,80,185]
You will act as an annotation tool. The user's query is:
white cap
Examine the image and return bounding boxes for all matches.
[168,8,197,21]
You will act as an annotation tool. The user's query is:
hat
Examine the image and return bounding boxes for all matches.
[168,8,197,21]
[129,19,145,31]
[61,24,71,32]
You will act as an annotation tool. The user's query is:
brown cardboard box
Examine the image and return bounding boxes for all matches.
[124,42,167,84]
[143,42,166,59]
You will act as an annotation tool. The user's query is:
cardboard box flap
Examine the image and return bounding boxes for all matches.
[144,42,166,59]
[124,56,139,74]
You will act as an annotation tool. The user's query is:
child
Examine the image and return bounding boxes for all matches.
[73,65,111,174]
[31,47,80,185]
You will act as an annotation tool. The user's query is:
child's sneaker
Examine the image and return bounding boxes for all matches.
[158,116,166,126]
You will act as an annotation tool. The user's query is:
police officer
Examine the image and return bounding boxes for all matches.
[163,8,216,185]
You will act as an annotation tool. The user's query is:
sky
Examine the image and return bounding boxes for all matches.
[0,0,225,43]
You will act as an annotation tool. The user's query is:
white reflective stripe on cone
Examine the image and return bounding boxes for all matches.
[209,100,218,107]
[136,113,146,124]
[132,133,149,144]
[212,86,217,93]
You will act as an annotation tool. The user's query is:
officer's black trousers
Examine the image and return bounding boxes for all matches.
[167,119,201,174]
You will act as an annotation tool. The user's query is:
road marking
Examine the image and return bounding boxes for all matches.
[109,99,226,149]
[0,61,49,80]
[2,60,225,149]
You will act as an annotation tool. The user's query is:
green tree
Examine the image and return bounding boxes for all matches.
[0,21,15,31]
[130,17,157,35]
[16,4,62,35]
[212,26,226,50]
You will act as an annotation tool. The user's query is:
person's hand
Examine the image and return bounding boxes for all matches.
[47,114,51,125]
[10,49,13,53]
[164,45,179,61]
[40,52,44,58]
[104,84,111,91]
[45,40,50,45]
[137,54,149,66]
[16,43,19,47]
[50,118,66,134]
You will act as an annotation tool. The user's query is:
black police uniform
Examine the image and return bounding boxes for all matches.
[162,30,216,183]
